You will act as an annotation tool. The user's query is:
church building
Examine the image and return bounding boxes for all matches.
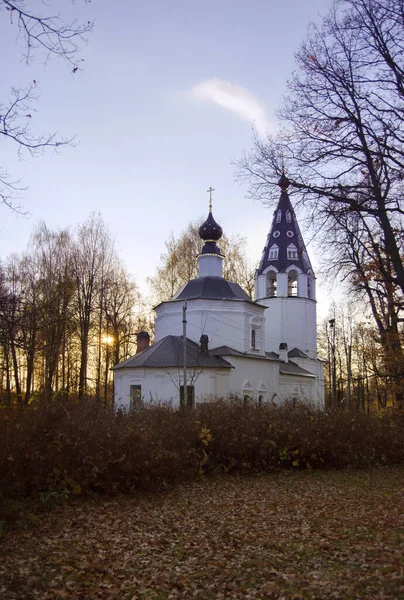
[113,173,324,407]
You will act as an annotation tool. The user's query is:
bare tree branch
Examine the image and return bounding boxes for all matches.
[0,1,93,212]
[1,0,92,66]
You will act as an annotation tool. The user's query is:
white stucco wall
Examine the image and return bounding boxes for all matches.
[278,374,320,405]
[287,356,325,406]
[225,355,279,401]
[114,367,232,409]
[259,297,317,359]
[225,355,322,406]
[114,354,324,409]
[155,298,266,356]
[198,254,223,277]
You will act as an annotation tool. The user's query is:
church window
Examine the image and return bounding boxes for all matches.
[267,272,277,297]
[251,328,256,350]
[273,230,280,238]
[243,394,251,406]
[258,394,264,405]
[288,270,298,297]
[130,385,142,407]
[307,277,312,299]
[286,210,292,223]
[287,244,298,259]
[276,210,282,223]
[286,230,294,238]
[269,244,279,260]
[180,385,195,408]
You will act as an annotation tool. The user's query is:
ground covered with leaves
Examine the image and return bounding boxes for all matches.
[1,467,403,599]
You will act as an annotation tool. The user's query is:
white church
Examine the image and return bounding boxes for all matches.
[113,173,325,408]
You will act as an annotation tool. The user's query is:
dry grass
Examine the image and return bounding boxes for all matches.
[1,467,403,599]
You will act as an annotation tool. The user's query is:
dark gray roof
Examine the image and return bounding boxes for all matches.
[211,346,277,361]
[265,348,310,360]
[211,345,316,377]
[279,362,316,377]
[288,347,310,358]
[112,336,233,371]
[257,188,313,276]
[171,276,253,303]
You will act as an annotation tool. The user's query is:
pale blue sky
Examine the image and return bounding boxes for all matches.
[0,0,334,312]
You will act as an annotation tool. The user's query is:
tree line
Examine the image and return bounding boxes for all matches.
[0,216,253,405]
[318,303,403,413]
[0,214,149,404]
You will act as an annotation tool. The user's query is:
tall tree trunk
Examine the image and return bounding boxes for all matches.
[79,325,89,399]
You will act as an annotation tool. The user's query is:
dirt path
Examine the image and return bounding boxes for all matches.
[1,468,403,599]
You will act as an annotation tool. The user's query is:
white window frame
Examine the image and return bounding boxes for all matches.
[269,244,279,260]
[287,244,298,260]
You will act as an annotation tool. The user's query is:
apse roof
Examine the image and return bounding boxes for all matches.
[279,362,316,378]
[211,346,315,377]
[256,173,314,276]
[288,348,310,358]
[211,346,277,360]
[112,335,233,370]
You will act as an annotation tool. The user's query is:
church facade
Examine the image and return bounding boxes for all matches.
[113,174,325,408]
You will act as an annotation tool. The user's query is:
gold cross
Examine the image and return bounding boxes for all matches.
[207,186,215,211]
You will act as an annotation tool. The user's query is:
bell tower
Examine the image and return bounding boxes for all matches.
[255,172,318,359]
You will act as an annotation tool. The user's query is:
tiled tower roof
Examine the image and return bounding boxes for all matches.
[256,173,313,276]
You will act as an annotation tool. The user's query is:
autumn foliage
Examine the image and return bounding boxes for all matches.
[1,398,404,500]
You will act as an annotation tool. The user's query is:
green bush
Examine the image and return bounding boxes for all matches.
[0,398,403,500]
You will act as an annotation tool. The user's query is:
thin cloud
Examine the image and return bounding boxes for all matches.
[189,78,270,137]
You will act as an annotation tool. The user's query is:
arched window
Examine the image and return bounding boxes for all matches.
[251,329,256,349]
[287,244,298,260]
[276,210,282,223]
[258,394,264,405]
[286,210,292,223]
[266,271,277,297]
[269,244,279,260]
[288,270,298,297]
[243,394,251,406]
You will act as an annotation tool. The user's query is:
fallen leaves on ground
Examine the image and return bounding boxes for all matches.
[0,467,403,599]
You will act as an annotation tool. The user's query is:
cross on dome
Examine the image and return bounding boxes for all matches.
[199,186,222,243]
[207,186,215,212]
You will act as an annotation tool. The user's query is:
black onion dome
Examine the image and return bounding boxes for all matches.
[278,172,290,190]
[199,210,223,242]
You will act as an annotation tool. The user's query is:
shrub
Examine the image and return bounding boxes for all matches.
[0,397,403,500]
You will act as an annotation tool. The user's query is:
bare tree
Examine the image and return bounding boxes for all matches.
[0,1,92,211]
[0,214,152,403]
[71,213,117,398]
[0,256,24,403]
[29,223,74,398]
[237,0,404,406]
[238,0,404,289]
